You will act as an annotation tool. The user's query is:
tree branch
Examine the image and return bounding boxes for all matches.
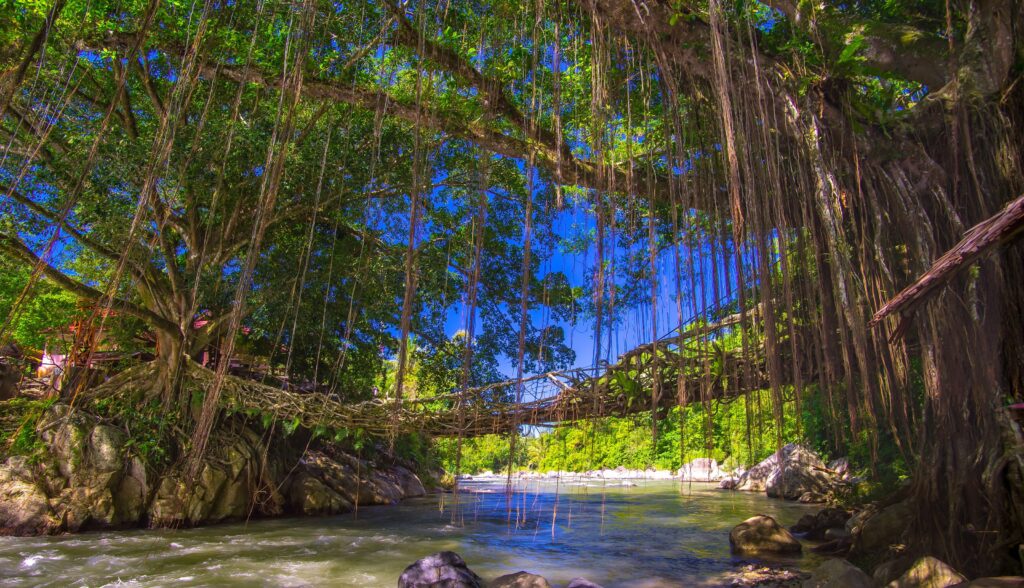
[870,193,1024,330]
[0,232,180,335]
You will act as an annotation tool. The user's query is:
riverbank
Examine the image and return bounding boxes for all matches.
[0,401,433,536]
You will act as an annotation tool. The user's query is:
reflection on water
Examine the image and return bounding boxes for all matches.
[0,480,822,587]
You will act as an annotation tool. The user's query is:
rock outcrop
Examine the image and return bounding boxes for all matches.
[729,515,803,555]
[0,403,428,535]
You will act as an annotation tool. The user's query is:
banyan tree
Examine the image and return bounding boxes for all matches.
[1,0,1022,575]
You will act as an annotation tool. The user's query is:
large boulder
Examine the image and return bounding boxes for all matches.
[302,451,426,507]
[679,458,723,482]
[0,457,54,534]
[735,444,836,501]
[489,571,551,588]
[886,556,967,588]
[853,500,913,554]
[398,551,485,588]
[729,515,803,555]
[802,559,873,588]
[288,471,352,515]
[766,445,833,500]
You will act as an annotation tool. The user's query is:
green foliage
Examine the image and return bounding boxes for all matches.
[0,397,56,462]
[435,384,843,475]
[0,254,82,351]
[91,395,177,470]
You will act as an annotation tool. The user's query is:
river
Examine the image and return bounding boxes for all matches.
[0,480,823,587]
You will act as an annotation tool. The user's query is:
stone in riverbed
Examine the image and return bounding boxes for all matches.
[886,556,967,588]
[488,571,551,588]
[790,507,851,540]
[853,500,912,554]
[729,515,802,555]
[565,579,604,588]
[802,558,873,588]
[734,444,836,500]
[679,458,723,482]
[398,551,485,588]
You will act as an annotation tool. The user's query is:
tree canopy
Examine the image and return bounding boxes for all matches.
[1,0,1022,575]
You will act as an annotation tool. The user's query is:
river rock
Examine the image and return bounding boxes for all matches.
[766,446,833,500]
[489,571,551,588]
[798,491,827,504]
[886,556,967,588]
[729,515,802,555]
[734,444,836,501]
[791,507,851,540]
[398,551,485,588]
[853,500,912,554]
[802,558,873,588]
[393,465,427,498]
[680,458,723,482]
[959,578,1024,587]
[565,579,604,588]
[719,477,739,490]
[873,556,916,585]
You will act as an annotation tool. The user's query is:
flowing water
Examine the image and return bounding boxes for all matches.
[0,480,824,587]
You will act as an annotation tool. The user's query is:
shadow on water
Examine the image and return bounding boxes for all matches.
[0,480,823,587]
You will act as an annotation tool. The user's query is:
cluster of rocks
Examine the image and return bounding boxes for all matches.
[718,444,852,504]
[0,403,426,535]
[397,551,603,588]
[729,507,1023,587]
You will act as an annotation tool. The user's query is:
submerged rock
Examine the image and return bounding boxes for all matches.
[729,515,803,555]
[489,571,551,588]
[728,564,808,587]
[398,551,485,588]
[565,579,604,588]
